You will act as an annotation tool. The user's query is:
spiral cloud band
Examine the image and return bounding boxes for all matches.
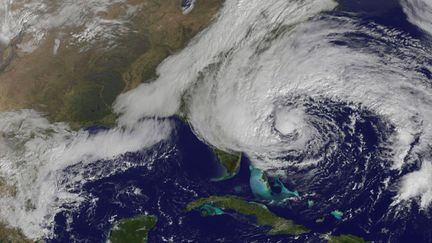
[116,0,432,207]
[402,0,432,35]
[1,0,432,239]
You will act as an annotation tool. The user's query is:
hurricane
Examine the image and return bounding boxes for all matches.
[116,0,432,208]
[1,0,432,241]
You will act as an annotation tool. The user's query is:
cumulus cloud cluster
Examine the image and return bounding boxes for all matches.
[2,0,432,239]
[116,0,432,208]
[0,110,171,238]
[398,161,432,208]
[0,0,139,51]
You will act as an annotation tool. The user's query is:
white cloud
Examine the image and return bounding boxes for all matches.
[0,0,139,51]
[402,0,432,35]
[0,110,171,239]
[3,0,432,239]
[397,161,432,208]
[115,0,432,208]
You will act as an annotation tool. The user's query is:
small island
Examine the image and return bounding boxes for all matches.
[331,210,344,220]
[186,195,309,235]
[108,215,157,243]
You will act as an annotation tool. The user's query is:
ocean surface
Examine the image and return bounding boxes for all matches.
[11,0,432,241]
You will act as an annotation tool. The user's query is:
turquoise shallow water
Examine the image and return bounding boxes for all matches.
[249,165,299,201]
[48,0,432,241]
[331,210,344,220]
[200,204,225,216]
[249,165,273,199]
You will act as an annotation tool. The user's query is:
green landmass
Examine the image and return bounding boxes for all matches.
[328,234,366,243]
[0,223,32,243]
[212,148,242,180]
[186,195,310,235]
[108,215,157,243]
[0,0,224,129]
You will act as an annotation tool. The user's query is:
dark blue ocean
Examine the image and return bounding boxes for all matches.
[48,0,432,242]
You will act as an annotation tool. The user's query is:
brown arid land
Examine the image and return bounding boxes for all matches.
[0,0,223,240]
[0,0,223,129]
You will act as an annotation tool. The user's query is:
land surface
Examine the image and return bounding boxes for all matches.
[328,234,366,243]
[212,148,242,180]
[108,215,157,243]
[187,196,367,241]
[0,1,223,240]
[0,178,29,242]
[0,223,31,243]
[0,177,16,197]
[186,195,310,235]
[0,0,223,129]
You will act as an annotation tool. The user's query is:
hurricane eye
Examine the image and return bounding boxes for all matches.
[274,106,307,136]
